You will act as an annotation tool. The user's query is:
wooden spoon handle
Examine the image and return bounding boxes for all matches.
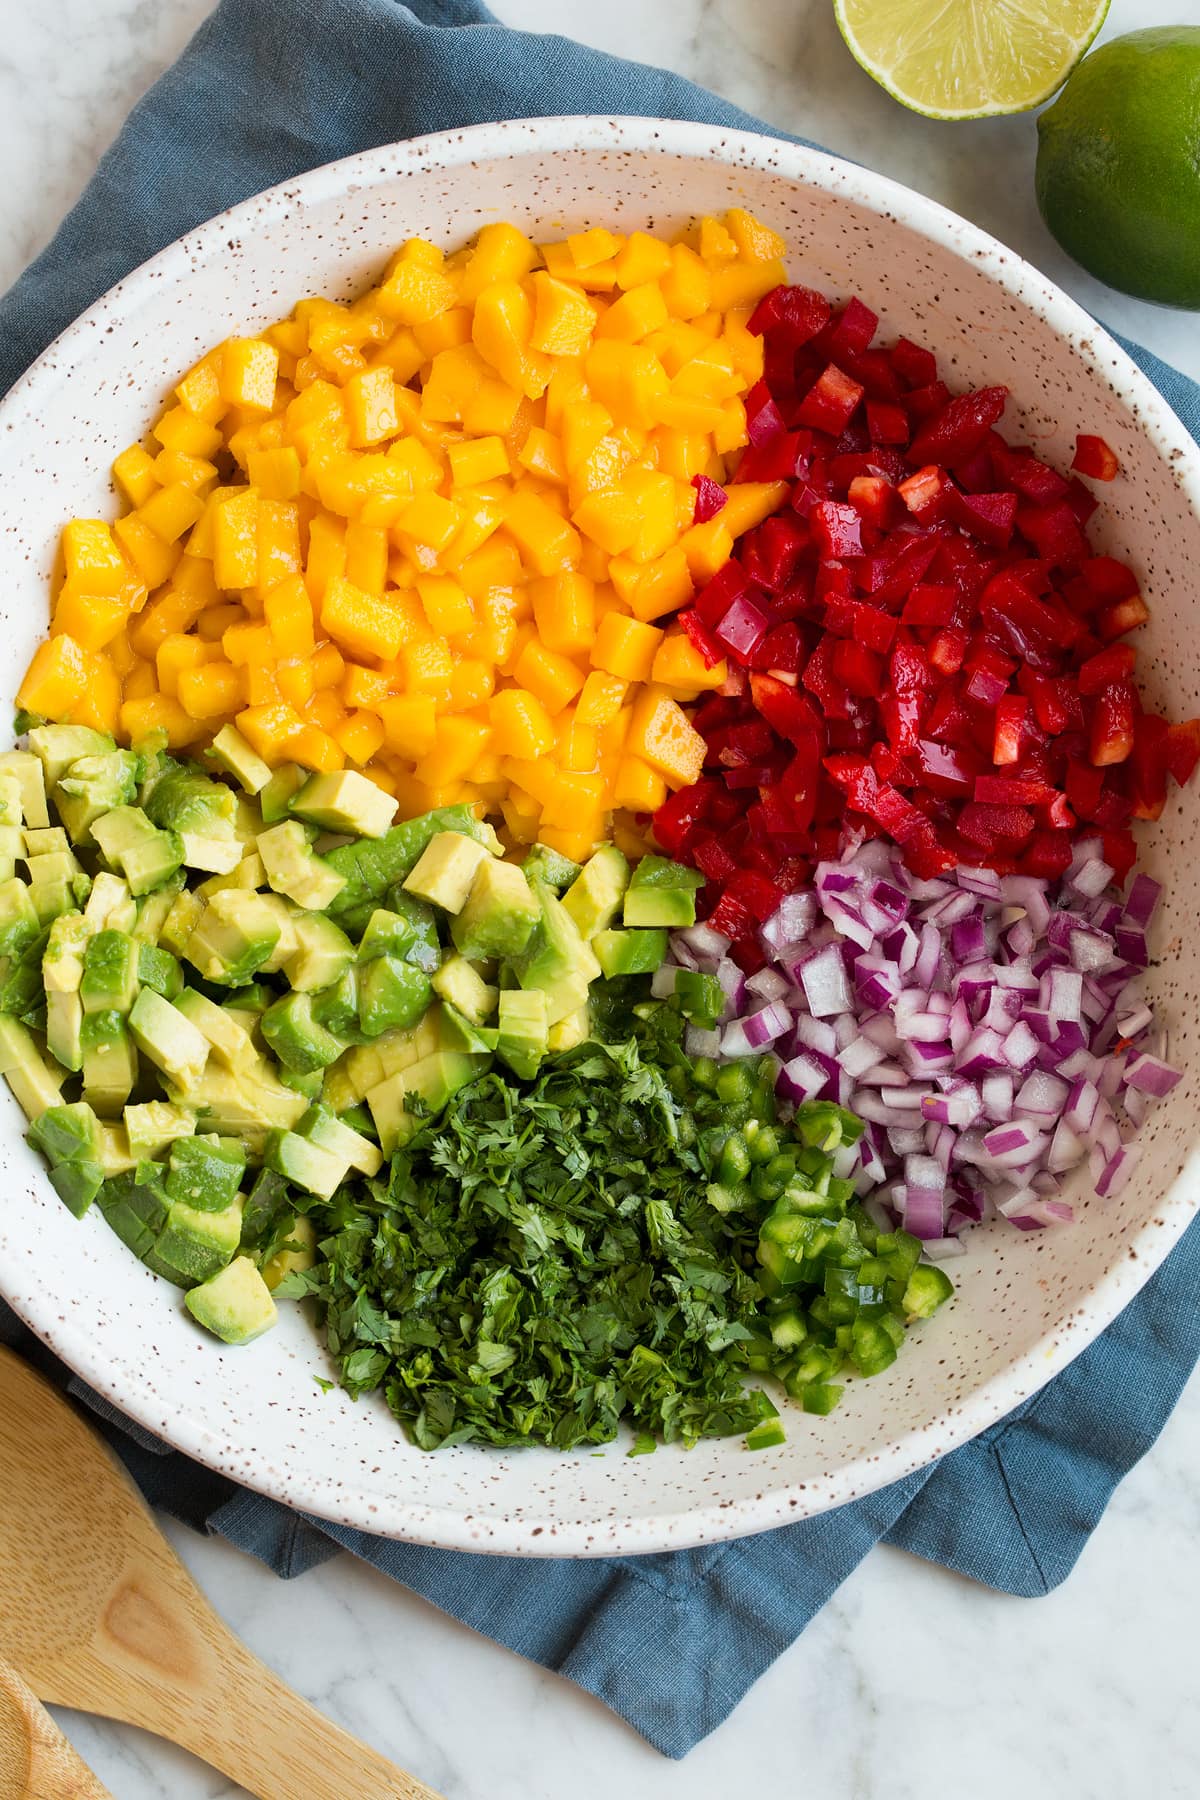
[0,1656,114,1799]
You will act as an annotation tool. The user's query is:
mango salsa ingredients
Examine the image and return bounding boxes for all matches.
[20,211,792,864]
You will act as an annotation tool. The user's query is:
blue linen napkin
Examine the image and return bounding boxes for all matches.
[2,0,1199,1760]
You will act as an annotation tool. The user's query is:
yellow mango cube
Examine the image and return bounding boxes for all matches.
[488,687,554,759]
[17,634,90,719]
[614,232,673,291]
[344,522,389,595]
[584,341,669,430]
[724,208,787,263]
[113,514,180,591]
[112,445,159,509]
[612,755,668,813]
[305,512,346,601]
[575,670,628,727]
[417,575,474,639]
[264,573,316,657]
[531,572,593,655]
[626,684,706,788]
[720,480,790,536]
[590,613,664,682]
[661,244,711,320]
[396,635,454,696]
[460,222,539,303]
[335,709,386,765]
[397,492,462,554]
[211,489,260,591]
[414,715,491,787]
[567,227,622,269]
[530,273,597,358]
[378,693,437,759]
[320,576,406,663]
[220,338,280,412]
[345,368,399,447]
[175,354,226,423]
[51,583,130,653]
[503,490,581,576]
[651,631,727,696]
[178,660,246,720]
[595,282,669,344]
[377,260,457,324]
[62,520,129,595]
[512,639,584,714]
[447,435,510,487]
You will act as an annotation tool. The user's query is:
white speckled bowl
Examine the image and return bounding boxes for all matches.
[1,117,1198,1556]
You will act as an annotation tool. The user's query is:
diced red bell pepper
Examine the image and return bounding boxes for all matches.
[897,464,953,521]
[831,638,883,698]
[826,296,879,360]
[1101,829,1137,884]
[913,737,979,794]
[715,594,770,662]
[737,430,813,483]
[1089,678,1138,766]
[691,473,728,523]
[757,621,806,675]
[1072,434,1119,481]
[796,364,865,434]
[748,673,825,750]
[810,500,864,558]
[1016,499,1088,567]
[990,439,1071,503]
[908,386,1008,467]
[1065,758,1105,820]
[678,606,726,670]
[722,867,785,923]
[948,488,1018,548]
[814,560,855,604]
[901,583,956,628]
[748,284,832,344]
[1129,713,1169,820]
[775,741,825,833]
[847,475,897,529]
[904,381,952,422]
[866,400,910,445]
[974,773,1052,806]
[928,629,968,676]
[824,597,897,653]
[1022,831,1074,879]
[1078,642,1136,696]
[1082,555,1140,603]
[745,379,787,447]
[652,782,712,857]
[1096,594,1150,642]
[992,695,1027,765]
[1064,475,1100,525]
[957,801,1035,849]
[888,337,936,387]
[1166,718,1200,787]
[690,834,738,881]
[694,558,748,628]
[963,645,1014,707]
[755,513,811,591]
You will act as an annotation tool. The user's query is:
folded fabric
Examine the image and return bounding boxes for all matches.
[2,0,1199,1760]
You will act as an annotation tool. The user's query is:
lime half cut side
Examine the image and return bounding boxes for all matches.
[834,0,1111,121]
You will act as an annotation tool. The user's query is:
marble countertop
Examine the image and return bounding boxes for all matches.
[3,1,1199,1794]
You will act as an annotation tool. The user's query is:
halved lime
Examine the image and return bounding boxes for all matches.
[834,0,1111,121]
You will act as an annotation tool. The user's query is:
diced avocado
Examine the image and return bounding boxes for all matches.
[0,878,42,957]
[259,763,307,824]
[325,804,491,933]
[0,927,50,1024]
[185,891,283,985]
[157,886,204,956]
[80,930,139,1014]
[143,761,239,842]
[533,969,592,1029]
[131,871,185,943]
[185,1254,278,1342]
[265,1129,348,1201]
[154,1193,243,1284]
[45,990,84,1071]
[514,878,602,993]
[360,896,441,973]
[91,807,183,896]
[262,1216,317,1292]
[179,831,244,875]
[450,859,539,961]
[623,854,704,928]
[365,1048,488,1154]
[431,953,497,1026]
[279,1066,325,1100]
[165,1133,246,1212]
[55,749,140,843]
[0,751,48,828]
[23,826,71,857]
[96,1123,136,1178]
[281,912,354,992]
[35,925,82,1001]
[196,852,264,901]
[357,956,432,1037]
[80,1010,137,1116]
[593,927,668,978]
[124,1100,195,1160]
[98,1166,171,1260]
[174,987,257,1070]
[0,771,22,827]
[251,894,300,973]
[290,769,398,839]
[28,724,112,788]
[261,991,346,1074]
[0,823,20,884]
[547,1005,591,1053]
[222,982,272,1018]
[0,1016,62,1119]
[86,871,138,934]
[48,1158,104,1218]
[173,1060,306,1145]
[562,844,629,938]
[299,1103,383,1177]
[27,850,89,924]
[522,842,582,892]
[623,888,696,928]
[239,1166,292,1249]
[311,967,360,1037]
[129,987,210,1090]
[496,989,549,1080]
[207,725,272,795]
[438,1004,498,1055]
[28,1098,101,1166]
[137,942,183,999]
[257,820,346,911]
[403,831,489,912]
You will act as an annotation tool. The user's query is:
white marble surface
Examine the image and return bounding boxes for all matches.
[3,1,1199,1794]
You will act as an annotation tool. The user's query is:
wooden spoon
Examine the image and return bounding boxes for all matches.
[0,1347,444,1800]
[0,1652,113,1798]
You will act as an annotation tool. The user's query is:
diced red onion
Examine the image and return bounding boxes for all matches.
[1123,1052,1183,1097]
[800,943,853,1017]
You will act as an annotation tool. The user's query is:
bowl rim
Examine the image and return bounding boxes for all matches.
[3,112,1199,1556]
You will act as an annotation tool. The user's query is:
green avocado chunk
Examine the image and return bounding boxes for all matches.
[450,859,539,961]
[165,1133,246,1212]
[522,842,582,892]
[185,1255,278,1343]
[154,1192,244,1283]
[562,844,629,938]
[496,988,549,1080]
[357,956,432,1037]
[261,992,347,1074]
[289,769,398,839]
[324,804,490,933]
[622,854,704,928]
[593,927,668,978]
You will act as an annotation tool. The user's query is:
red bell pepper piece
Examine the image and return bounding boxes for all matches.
[757,621,806,675]
[831,639,883,698]
[913,737,979,794]
[747,284,832,344]
[957,801,1035,849]
[826,296,879,360]
[847,474,897,530]
[796,364,865,434]
[690,473,728,523]
[1078,642,1136,696]
[1101,829,1137,884]
[897,464,953,521]
[1096,595,1151,642]
[810,500,864,558]
[990,439,1071,503]
[690,834,738,881]
[904,381,952,421]
[1082,555,1140,603]
[1129,714,1169,820]
[908,386,1008,466]
[1089,678,1138,766]
[948,488,1018,548]
[1021,831,1074,879]
[928,629,968,676]
[678,607,726,670]
[1166,718,1200,786]
[1016,499,1088,567]
[748,673,825,750]
[744,379,787,447]
[694,558,747,629]
[866,400,910,445]
[992,695,1027,765]
[974,774,1053,806]
[901,583,957,628]
[1071,434,1119,482]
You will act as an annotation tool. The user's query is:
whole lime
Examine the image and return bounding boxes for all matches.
[1036,25,1200,309]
